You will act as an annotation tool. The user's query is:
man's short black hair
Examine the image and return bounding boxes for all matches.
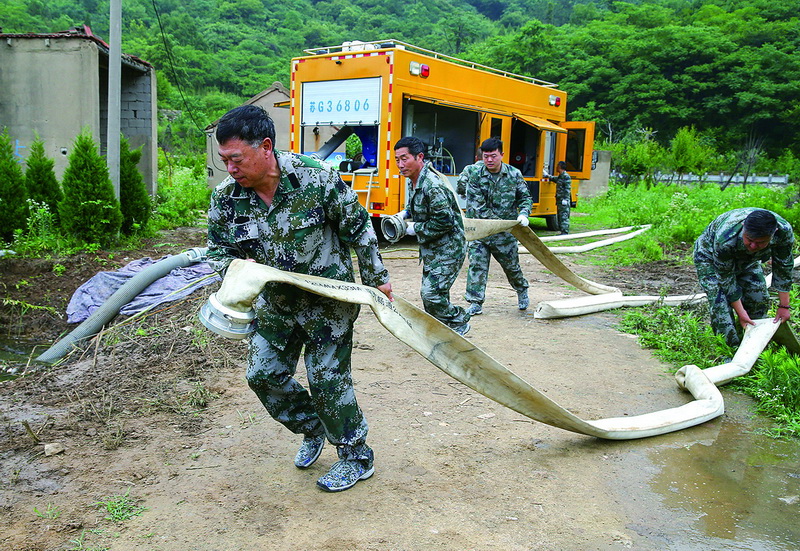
[216,105,276,148]
[480,137,503,153]
[557,161,567,170]
[743,209,778,238]
[394,136,427,157]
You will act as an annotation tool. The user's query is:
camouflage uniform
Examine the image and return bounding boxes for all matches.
[406,162,470,330]
[207,151,389,465]
[552,171,572,233]
[457,161,533,306]
[693,208,794,347]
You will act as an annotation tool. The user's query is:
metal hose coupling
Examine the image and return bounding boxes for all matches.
[199,292,256,340]
[381,213,407,243]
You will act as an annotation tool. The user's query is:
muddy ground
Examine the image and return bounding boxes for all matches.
[0,222,795,550]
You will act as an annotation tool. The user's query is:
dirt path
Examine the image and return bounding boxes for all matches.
[1,228,796,550]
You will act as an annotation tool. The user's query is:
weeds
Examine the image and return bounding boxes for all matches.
[101,423,125,450]
[186,381,216,409]
[34,502,61,519]
[68,529,109,551]
[94,488,147,522]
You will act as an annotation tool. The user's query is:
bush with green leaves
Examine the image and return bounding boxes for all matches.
[24,135,62,226]
[0,129,29,243]
[605,129,666,186]
[151,150,211,230]
[665,125,718,181]
[59,131,122,247]
[119,136,152,235]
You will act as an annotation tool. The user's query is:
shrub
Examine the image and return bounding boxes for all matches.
[59,130,122,246]
[0,129,29,243]
[24,135,62,226]
[151,150,211,229]
[119,136,152,235]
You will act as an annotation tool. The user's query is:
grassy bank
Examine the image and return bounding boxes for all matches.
[576,181,800,438]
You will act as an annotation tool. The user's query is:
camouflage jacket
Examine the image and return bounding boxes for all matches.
[551,171,572,198]
[207,151,389,346]
[456,161,532,220]
[693,207,795,299]
[406,162,466,262]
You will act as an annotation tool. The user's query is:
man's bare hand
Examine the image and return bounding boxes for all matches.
[377,282,394,302]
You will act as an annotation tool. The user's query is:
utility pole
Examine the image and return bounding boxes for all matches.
[107,0,121,200]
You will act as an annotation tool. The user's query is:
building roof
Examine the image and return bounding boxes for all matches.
[0,25,153,72]
[204,82,290,131]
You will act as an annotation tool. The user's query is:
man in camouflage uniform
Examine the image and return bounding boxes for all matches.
[693,208,794,347]
[207,105,393,492]
[456,137,533,315]
[393,136,471,336]
[549,161,572,234]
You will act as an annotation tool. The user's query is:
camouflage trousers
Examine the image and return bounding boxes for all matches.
[695,261,770,347]
[556,191,571,233]
[246,327,371,462]
[420,254,470,330]
[464,232,528,305]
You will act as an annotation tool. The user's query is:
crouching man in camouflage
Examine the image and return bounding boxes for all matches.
[393,136,471,336]
[693,208,794,347]
[457,137,533,316]
[207,105,393,492]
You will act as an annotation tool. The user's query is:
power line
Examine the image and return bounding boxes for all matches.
[150,0,204,132]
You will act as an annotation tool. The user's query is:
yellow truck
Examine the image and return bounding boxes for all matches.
[289,40,594,231]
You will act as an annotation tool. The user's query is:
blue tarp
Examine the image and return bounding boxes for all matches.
[66,256,220,323]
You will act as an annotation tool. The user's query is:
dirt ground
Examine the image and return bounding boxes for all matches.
[0,224,784,550]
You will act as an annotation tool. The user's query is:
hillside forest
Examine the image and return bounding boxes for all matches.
[1,0,799,170]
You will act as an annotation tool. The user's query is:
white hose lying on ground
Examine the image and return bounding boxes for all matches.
[535,256,800,319]
[544,225,652,254]
[535,292,707,319]
[538,225,651,243]
[213,257,725,440]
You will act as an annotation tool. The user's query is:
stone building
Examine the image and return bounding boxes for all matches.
[0,25,158,193]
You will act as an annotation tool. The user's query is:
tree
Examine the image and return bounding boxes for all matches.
[119,136,152,235]
[667,126,716,182]
[0,129,29,243]
[59,131,122,246]
[24,135,63,225]
[609,129,666,186]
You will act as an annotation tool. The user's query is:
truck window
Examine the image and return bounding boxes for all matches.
[510,119,541,176]
[402,98,479,174]
[565,128,587,172]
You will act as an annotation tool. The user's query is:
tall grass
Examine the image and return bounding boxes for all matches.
[579,182,800,264]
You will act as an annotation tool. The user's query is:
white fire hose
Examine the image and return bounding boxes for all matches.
[199,218,800,440]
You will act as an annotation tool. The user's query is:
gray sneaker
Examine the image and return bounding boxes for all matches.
[317,460,374,492]
[454,322,471,336]
[466,303,483,316]
[518,290,529,310]
[294,435,325,469]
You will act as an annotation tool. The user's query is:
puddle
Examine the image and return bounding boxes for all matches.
[649,417,800,549]
[609,395,800,550]
[0,336,43,379]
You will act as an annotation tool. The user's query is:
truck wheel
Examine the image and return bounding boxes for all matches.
[545,215,559,231]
